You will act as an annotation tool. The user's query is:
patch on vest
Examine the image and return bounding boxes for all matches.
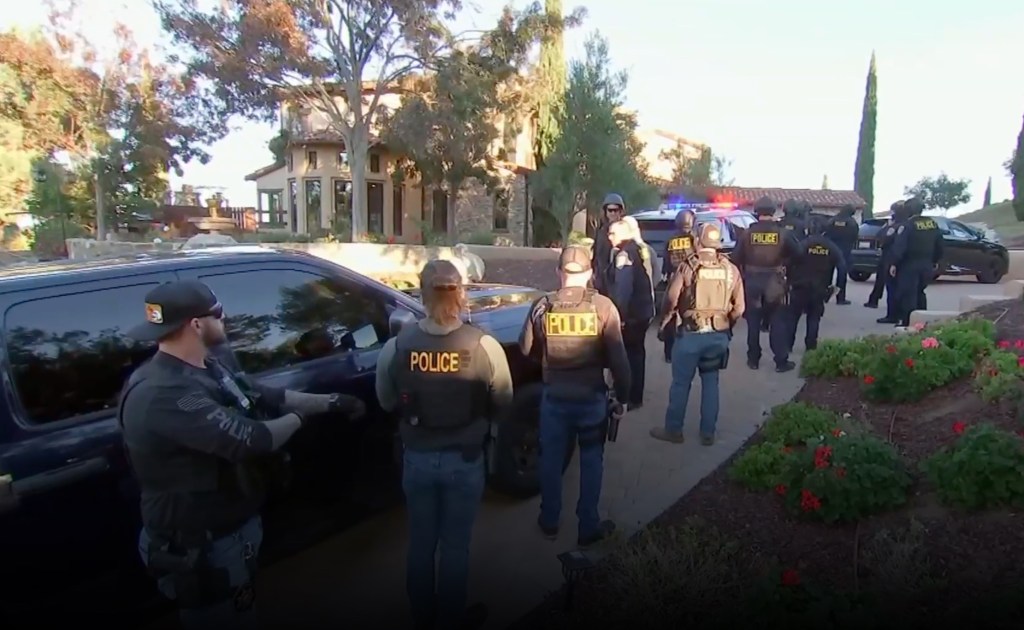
[697,267,727,280]
[833,221,846,226]
[409,351,463,373]
[544,312,599,336]
[668,236,692,251]
[914,218,937,230]
[808,245,829,256]
[897,225,905,234]
[783,224,795,230]
[751,232,779,245]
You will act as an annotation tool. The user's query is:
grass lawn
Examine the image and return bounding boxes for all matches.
[957,201,1024,245]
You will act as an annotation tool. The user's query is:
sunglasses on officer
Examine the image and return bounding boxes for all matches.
[203,302,224,320]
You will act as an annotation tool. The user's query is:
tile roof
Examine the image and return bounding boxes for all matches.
[244,162,284,181]
[663,185,867,209]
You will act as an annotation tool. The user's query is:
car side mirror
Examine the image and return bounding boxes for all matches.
[389,309,417,337]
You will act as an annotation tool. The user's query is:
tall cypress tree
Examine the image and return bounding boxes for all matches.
[1013,114,1024,221]
[983,176,992,207]
[853,52,878,218]
[535,0,567,166]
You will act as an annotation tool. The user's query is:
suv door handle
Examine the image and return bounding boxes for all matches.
[8,457,110,499]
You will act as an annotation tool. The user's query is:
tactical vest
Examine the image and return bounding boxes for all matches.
[678,256,734,332]
[907,216,940,259]
[791,238,834,288]
[393,323,489,431]
[743,223,787,269]
[540,289,603,372]
[666,232,695,269]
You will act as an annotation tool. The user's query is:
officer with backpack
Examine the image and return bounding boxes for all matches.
[780,216,847,356]
[659,209,698,362]
[650,223,745,446]
[519,246,631,547]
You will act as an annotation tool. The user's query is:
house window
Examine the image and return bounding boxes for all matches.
[337,151,349,168]
[393,186,404,236]
[306,150,318,169]
[287,152,294,172]
[367,182,384,235]
[288,179,298,232]
[259,189,284,225]
[369,153,381,173]
[304,179,322,232]
[333,179,352,232]
[432,189,448,233]
[493,188,510,232]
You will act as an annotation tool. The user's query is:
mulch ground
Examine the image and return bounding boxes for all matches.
[510,297,1024,630]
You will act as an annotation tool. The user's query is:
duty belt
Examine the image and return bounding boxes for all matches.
[745,264,784,272]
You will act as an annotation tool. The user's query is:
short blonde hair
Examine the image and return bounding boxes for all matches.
[609,219,636,240]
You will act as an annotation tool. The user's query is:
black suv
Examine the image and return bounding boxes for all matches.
[0,247,562,624]
[848,216,1009,284]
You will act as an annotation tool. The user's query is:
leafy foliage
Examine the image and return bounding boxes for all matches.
[973,349,1024,403]
[922,424,1024,510]
[728,442,793,490]
[853,52,877,218]
[761,402,841,446]
[904,173,973,212]
[660,143,734,191]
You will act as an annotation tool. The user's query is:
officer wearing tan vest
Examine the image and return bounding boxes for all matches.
[651,223,745,446]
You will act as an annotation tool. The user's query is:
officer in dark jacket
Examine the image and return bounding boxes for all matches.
[376,260,513,630]
[592,193,626,296]
[659,209,698,361]
[889,198,944,327]
[607,218,655,409]
[874,203,912,323]
[119,280,366,629]
[824,204,859,305]
[865,201,904,309]
[731,196,802,372]
[782,216,847,355]
[651,223,745,446]
[520,246,631,547]
[779,198,805,234]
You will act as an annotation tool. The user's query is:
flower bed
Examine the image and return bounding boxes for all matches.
[513,302,1024,629]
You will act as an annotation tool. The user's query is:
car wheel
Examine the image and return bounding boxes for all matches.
[976,259,1006,284]
[488,383,575,499]
[848,270,872,282]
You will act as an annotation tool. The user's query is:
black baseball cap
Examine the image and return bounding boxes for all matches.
[754,196,777,216]
[558,246,592,273]
[128,280,223,342]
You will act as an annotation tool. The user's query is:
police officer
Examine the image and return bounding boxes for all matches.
[865,201,904,309]
[779,198,805,234]
[592,193,626,296]
[375,260,513,630]
[659,209,698,361]
[607,218,655,409]
[519,246,631,547]
[782,216,847,355]
[119,280,366,629]
[651,223,744,446]
[824,203,859,305]
[889,197,944,327]
[874,202,911,323]
[731,196,802,372]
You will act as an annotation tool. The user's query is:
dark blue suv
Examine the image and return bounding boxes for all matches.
[0,247,562,625]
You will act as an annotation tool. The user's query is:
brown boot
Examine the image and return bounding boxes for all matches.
[649,427,685,443]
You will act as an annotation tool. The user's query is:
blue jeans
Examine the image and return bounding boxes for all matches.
[402,448,485,630]
[664,331,731,437]
[138,515,263,630]
[538,389,607,539]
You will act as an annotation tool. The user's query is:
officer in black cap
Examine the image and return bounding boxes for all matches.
[824,203,859,305]
[520,246,630,548]
[659,209,698,362]
[782,216,847,355]
[592,193,626,296]
[376,259,513,630]
[889,197,944,327]
[865,200,904,309]
[731,196,801,372]
[873,201,913,323]
[119,280,366,629]
[779,198,805,235]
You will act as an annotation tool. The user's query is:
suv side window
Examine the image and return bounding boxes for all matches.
[4,283,160,425]
[198,269,388,374]
[948,221,974,239]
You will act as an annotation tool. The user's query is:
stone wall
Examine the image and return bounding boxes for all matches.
[452,172,527,245]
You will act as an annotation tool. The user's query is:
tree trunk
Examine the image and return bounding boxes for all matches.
[94,172,106,241]
[347,130,370,241]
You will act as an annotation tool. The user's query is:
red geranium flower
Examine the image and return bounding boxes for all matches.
[863,375,875,385]
[831,427,843,437]
[1015,339,1024,350]
[835,467,847,479]
[781,569,801,586]
[782,446,793,454]
[1018,356,1024,368]
[904,358,914,368]
[885,344,897,354]
[800,488,822,512]
[952,421,966,435]
[813,445,832,469]
[998,340,1011,349]
[775,484,787,496]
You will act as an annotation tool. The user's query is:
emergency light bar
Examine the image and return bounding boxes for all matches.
[659,202,739,211]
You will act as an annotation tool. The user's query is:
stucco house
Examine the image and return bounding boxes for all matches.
[244,82,535,245]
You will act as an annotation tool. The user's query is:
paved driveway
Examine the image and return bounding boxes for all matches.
[146,277,1003,629]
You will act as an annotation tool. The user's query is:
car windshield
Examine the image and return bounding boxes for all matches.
[636,213,752,255]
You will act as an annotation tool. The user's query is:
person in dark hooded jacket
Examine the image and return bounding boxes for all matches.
[591,193,625,296]
[824,204,859,305]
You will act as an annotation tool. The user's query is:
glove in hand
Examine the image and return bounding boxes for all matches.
[328,393,367,420]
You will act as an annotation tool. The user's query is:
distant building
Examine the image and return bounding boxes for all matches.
[634,128,708,184]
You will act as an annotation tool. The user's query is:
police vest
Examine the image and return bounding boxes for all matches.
[666,232,695,269]
[743,224,787,269]
[393,323,488,431]
[906,216,940,259]
[540,288,603,372]
[677,255,734,332]
[791,238,834,288]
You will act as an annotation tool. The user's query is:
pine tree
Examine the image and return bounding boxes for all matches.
[1013,114,1024,221]
[983,176,992,207]
[853,52,878,218]
[535,0,567,166]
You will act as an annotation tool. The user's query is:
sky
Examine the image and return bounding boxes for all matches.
[4,0,1023,216]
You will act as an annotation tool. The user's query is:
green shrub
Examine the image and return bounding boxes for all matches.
[761,402,838,446]
[464,230,496,245]
[778,431,911,523]
[728,442,794,490]
[922,424,1024,510]
[800,337,883,378]
[973,350,1024,403]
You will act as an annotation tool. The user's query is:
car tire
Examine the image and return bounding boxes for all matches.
[976,258,1006,284]
[488,382,575,499]
[848,270,872,282]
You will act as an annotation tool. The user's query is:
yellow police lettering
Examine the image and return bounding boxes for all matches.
[668,236,692,251]
[544,312,599,337]
[809,245,829,256]
[752,232,779,245]
[410,351,461,373]
[697,267,727,280]
[914,219,937,230]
